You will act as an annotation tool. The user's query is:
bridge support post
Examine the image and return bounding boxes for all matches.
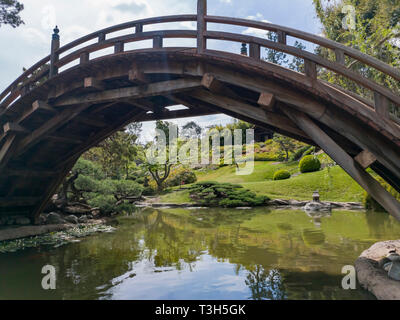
[197,0,207,53]
[282,107,400,220]
[49,26,60,78]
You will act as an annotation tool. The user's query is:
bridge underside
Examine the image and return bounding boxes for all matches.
[1,49,400,222]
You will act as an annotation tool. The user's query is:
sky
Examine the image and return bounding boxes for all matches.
[0,0,323,142]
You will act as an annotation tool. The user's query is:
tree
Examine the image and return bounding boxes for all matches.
[84,123,142,179]
[313,0,400,100]
[273,134,297,162]
[0,0,24,28]
[182,121,202,139]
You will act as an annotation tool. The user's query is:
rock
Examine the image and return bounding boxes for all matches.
[64,215,79,224]
[387,253,400,262]
[46,212,66,225]
[384,262,393,272]
[0,216,6,226]
[78,215,88,223]
[388,262,400,281]
[304,201,331,212]
[379,257,391,268]
[64,205,91,215]
[87,214,94,220]
[15,217,31,225]
[355,240,400,300]
[6,217,15,225]
[39,214,47,225]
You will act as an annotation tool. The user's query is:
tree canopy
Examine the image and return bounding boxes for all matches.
[0,0,24,28]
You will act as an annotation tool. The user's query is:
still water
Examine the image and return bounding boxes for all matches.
[1,207,399,300]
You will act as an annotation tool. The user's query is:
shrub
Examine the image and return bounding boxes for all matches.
[303,146,316,157]
[363,177,400,212]
[166,167,197,187]
[289,146,313,162]
[189,181,269,207]
[299,155,321,173]
[254,152,281,162]
[273,170,291,181]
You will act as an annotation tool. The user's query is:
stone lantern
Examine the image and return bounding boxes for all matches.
[313,191,320,202]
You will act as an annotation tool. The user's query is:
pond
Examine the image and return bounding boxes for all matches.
[0,207,399,300]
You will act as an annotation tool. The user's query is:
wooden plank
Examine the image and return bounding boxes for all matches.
[204,31,400,106]
[77,115,107,128]
[114,42,124,53]
[128,69,149,84]
[53,78,203,107]
[258,92,276,110]
[335,49,345,65]
[304,59,317,79]
[201,73,241,100]
[46,135,83,145]
[277,30,286,44]
[80,52,90,64]
[3,123,28,134]
[282,107,400,220]
[32,100,56,113]
[84,77,105,91]
[249,43,260,60]
[4,168,58,177]
[0,197,40,207]
[355,150,377,169]
[15,104,91,156]
[205,16,400,82]
[374,92,390,119]
[197,0,207,53]
[153,36,163,49]
[188,89,309,139]
[0,134,20,171]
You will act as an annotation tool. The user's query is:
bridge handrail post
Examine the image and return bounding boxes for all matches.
[50,26,60,78]
[197,0,207,53]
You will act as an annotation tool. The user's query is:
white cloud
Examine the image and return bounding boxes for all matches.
[242,14,271,38]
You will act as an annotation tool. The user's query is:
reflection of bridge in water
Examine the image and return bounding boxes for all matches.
[0,0,399,222]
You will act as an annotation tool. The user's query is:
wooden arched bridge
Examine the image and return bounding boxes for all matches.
[1,0,400,223]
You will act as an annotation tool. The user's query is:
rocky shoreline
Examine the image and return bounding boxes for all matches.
[137,199,364,211]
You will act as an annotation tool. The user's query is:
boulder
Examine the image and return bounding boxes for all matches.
[39,214,47,225]
[304,201,331,212]
[355,240,400,300]
[15,217,31,226]
[64,215,79,224]
[46,212,66,225]
[388,262,400,281]
[78,215,88,223]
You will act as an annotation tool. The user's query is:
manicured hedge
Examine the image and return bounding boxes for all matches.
[273,170,291,181]
[299,155,321,173]
[189,181,269,207]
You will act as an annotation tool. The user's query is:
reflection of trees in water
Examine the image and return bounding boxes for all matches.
[245,265,287,300]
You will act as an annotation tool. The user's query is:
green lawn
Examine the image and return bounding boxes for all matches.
[160,161,365,204]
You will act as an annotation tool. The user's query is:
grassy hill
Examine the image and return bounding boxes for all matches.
[160,161,364,204]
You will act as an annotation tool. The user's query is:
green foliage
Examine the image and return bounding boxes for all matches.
[299,155,321,173]
[0,0,24,28]
[313,0,400,103]
[189,181,269,207]
[166,167,197,187]
[254,153,281,162]
[63,159,143,215]
[303,146,316,157]
[273,170,291,181]
[84,123,142,179]
[363,176,400,212]
[289,146,313,161]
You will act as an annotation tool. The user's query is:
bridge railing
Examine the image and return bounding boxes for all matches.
[0,0,399,126]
